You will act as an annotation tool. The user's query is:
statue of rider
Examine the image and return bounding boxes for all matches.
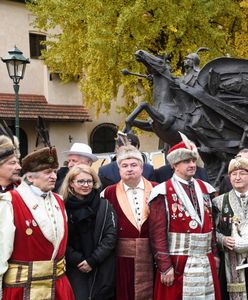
[181,52,200,86]
[181,47,209,87]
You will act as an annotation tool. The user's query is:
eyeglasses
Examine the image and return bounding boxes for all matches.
[230,171,248,177]
[74,179,94,186]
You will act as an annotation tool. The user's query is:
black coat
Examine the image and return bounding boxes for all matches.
[53,166,69,193]
[65,191,117,300]
[154,165,209,183]
[98,161,155,189]
[218,175,232,195]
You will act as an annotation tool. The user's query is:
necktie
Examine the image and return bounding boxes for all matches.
[188,181,201,219]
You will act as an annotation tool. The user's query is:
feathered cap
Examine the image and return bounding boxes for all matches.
[22,147,59,174]
[167,132,204,167]
[228,157,248,174]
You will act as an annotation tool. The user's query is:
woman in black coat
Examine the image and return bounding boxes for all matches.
[60,164,117,300]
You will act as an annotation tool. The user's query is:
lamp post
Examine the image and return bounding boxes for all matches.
[1,46,30,140]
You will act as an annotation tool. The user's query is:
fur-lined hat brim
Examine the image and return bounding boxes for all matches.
[167,141,199,166]
[0,135,15,164]
[117,145,143,165]
[228,157,248,174]
[22,147,59,174]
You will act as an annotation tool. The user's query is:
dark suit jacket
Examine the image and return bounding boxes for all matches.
[53,166,69,193]
[98,161,155,189]
[155,165,209,183]
[218,175,232,195]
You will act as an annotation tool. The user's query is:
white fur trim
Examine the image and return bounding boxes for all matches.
[148,183,166,203]
[201,181,216,194]
[117,151,143,165]
[167,148,198,165]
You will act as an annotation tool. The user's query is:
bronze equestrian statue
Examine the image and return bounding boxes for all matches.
[123,49,248,187]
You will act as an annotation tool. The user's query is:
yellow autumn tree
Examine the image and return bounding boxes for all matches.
[233,0,248,57]
[27,0,246,115]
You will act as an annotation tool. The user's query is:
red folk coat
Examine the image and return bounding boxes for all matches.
[149,179,221,300]
[2,190,74,300]
[104,179,156,300]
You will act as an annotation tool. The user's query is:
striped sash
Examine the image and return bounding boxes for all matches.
[169,232,215,300]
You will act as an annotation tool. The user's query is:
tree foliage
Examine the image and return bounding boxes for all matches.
[27,0,247,115]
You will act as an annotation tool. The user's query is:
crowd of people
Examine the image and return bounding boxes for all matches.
[0,129,248,300]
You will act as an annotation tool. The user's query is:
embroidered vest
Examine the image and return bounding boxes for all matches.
[166,179,213,234]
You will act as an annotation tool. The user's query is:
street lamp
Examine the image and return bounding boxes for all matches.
[1,46,30,140]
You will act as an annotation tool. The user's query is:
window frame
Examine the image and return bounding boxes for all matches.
[29,32,46,59]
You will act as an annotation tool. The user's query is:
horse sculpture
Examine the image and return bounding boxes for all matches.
[123,49,248,186]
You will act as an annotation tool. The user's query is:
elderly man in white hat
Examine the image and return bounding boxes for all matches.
[213,156,248,300]
[54,143,98,192]
[149,134,221,300]
[0,135,21,193]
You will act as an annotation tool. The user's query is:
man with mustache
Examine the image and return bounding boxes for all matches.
[149,135,221,300]
[0,147,74,300]
[0,135,21,193]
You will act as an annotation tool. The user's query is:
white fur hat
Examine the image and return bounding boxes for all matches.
[228,157,248,174]
[117,145,143,165]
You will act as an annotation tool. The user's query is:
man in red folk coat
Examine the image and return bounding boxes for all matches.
[103,144,156,300]
[0,147,74,300]
[149,134,221,300]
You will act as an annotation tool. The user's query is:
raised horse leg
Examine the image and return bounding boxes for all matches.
[123,102,165,132]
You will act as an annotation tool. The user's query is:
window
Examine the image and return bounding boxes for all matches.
[90,123,118,154]
[29,33,46,59]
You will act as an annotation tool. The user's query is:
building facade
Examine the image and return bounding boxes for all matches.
[0,0,160,166]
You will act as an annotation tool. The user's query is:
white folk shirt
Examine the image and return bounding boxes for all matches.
[29,185,58,239]
[234,190,248,211]
[0,181,65,299]
[123,179,145,226]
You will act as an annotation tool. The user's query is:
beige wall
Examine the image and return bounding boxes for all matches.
[0,0,160,161]
[49,122,89,166]
[0,1,83,105]
[20,120,89,166]
[46,74,83,105]
[0,1,38,94]
[0,0,88,159]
